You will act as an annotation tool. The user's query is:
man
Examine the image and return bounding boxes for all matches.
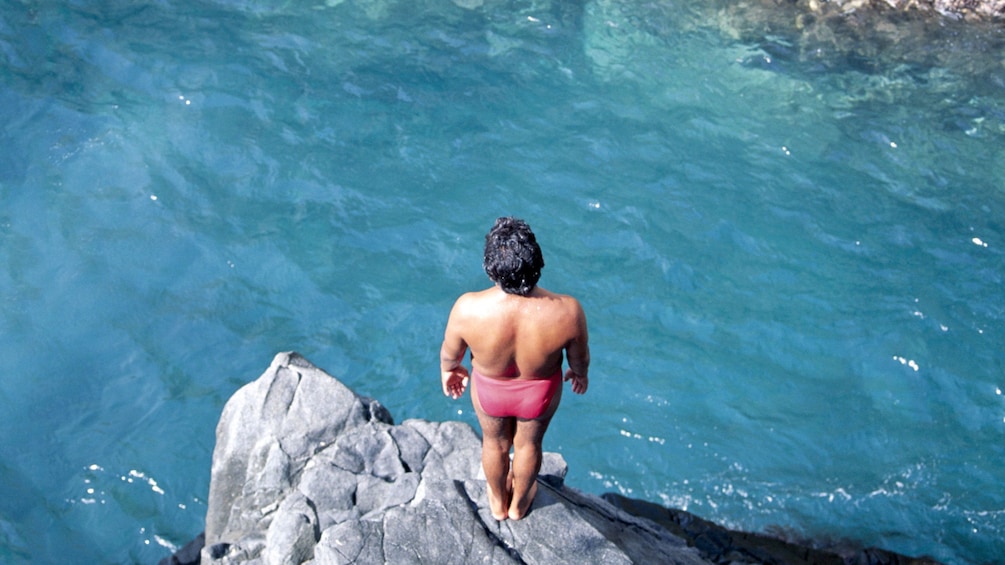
[440,217,590,521]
